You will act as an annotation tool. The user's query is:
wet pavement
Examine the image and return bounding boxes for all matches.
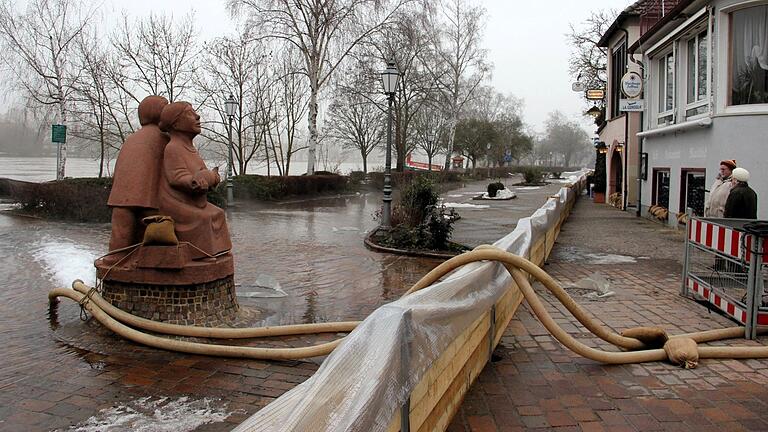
[445,175,567,248]
[7,180,764,432]
[447,197,768,432]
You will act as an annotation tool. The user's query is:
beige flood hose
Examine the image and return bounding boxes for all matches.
[48,246,768,364]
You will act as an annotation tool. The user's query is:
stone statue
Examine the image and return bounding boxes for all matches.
[107,95,170,251]
[157,101,232,258]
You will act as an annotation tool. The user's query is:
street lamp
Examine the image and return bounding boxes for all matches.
[224,94,237,205]
[380,59,400,229]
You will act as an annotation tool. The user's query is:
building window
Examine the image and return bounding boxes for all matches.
[657,51,675,125]
[730,5,768,106]
[680,169,706,216]
[686,30,708,117]
[611,42,627,119]
[653,169,670,208]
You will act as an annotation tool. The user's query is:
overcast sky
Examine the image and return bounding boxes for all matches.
[105,0,631,133]
[8,0,633,135]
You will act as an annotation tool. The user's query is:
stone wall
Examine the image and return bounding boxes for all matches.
[101,275,239,326]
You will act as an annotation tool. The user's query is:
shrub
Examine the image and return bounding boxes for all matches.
[233,174,348,200]
[348,171,366,184]
[593,153,607,193]
[7,177,112,222]
[374,174,461,252]
[399,175,439,226]
[522,167,542,184]
[487,182,505,197]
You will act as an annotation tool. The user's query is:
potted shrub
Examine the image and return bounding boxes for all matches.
[593,153,607,203]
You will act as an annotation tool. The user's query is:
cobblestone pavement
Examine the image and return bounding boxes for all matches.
[448,198,768,431]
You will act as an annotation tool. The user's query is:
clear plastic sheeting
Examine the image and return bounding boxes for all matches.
[233,170,590,432]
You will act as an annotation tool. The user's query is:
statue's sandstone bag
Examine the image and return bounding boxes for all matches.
[142,216,179,246]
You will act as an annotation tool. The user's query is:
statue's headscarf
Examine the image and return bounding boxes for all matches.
[159,101,193,132]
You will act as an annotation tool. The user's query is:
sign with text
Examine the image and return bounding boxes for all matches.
[621,71,643,98]
[585,89,605,100]
[51,124,67,143]
[620,99,645,112]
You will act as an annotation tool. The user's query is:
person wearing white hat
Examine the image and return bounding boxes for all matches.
[724,167,757,219]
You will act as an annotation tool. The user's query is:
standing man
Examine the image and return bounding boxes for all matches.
[107,95,170,252]
[724,167,758,219]
[704,159,737,217]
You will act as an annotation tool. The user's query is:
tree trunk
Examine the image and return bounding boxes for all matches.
[57,98,67,180]
[443,113,458,170]
[427,153,433,172]
[395,109,404,172]
[361,150,368,174]
[99,129,105,178]
[306,78,319,175]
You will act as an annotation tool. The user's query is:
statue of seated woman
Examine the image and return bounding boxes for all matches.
[157,102,232,258]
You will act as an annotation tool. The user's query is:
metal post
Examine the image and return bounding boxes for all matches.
[55,143,61,181]
[746,233,762,340]
[382,95,393,229]
[400,309,411,432]
[680,208,692,296]
[227,115,234,205]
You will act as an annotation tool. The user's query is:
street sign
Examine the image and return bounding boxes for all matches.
[620,99,645,112]
[52,124,67,143]
[621,71,643,98]
[572,82,586,92]
[585,89,605,100]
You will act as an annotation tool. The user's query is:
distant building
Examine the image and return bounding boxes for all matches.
[628,0,767,224]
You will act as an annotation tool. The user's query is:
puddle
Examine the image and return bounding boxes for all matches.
[553,246,637,264]
[442,202,490,209]
[64,396,236,432]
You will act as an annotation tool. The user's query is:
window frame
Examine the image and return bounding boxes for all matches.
[720,0,768,114]
[684,27,710,119]
[610,40,628,120]
[655,49,676,126]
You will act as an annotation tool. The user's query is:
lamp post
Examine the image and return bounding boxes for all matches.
[224,94,237,205]
[380,60,400,229]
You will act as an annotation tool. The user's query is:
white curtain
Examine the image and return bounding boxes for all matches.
[736,6,768,70]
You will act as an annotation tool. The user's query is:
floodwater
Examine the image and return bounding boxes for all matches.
[0,156,367,182]
[0,191,441,430]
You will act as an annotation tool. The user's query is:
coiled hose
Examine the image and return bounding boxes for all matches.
[48,246,767,363]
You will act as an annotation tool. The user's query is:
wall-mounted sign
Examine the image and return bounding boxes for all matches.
[51,124,67,143]
[572,82,586,92]
[585,89,605,100]
[620,99,644,112]
[621,71,643,98]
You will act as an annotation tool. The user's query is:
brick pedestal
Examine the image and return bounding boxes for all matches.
[100,275,239,326]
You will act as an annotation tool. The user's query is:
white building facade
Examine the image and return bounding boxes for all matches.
[633,0,767,225]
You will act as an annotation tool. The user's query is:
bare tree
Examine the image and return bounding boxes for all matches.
[412,103,447,170]
[541,111,591,167]
[567,9,619,92]
[326,92,384,174]
[0,0,94,179]
[196,29,270,175]
[265,48,309,176]
[424,0,490,170]
[112,12,198,104]
[227,0,412,175]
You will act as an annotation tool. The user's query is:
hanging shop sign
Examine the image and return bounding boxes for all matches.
[619,99,645,112]
[572,82,586,92]
[621,71,643,98]
[585,89,605,100]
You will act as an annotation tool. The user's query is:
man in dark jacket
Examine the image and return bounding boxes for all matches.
[724,167,758,219]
